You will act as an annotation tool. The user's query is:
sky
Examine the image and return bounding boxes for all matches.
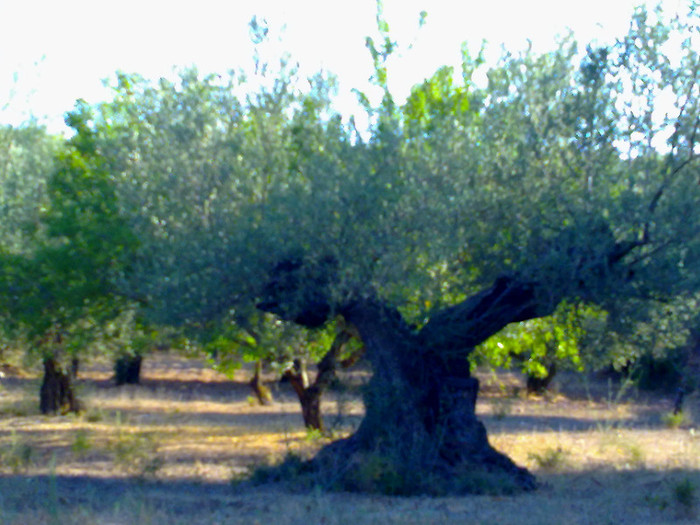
[0,0,678,134]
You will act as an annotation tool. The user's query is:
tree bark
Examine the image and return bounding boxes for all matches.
[302,295,538,494]
[69,357,80,380]
[284,329,363,431]
[249,359,274,405]
[39,357,81,415]
[114,354,142,385]
[285,358,323,430]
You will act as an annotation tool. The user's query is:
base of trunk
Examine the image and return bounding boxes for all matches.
[307,376,535,495]
[303,432,535,496]
[40,358,81,415]
[257,374,536,496]
[262,427,536,496]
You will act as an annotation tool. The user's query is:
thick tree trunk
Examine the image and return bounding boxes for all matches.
[40,357,81,415]
[114,354,142,385]
[305,295,536,495]
[249,359,274,405]
[284,358,320,429]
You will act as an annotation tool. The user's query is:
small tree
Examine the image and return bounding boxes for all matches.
[0,109,138,413]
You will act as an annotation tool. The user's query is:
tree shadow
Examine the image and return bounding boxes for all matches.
[1,466,699,524]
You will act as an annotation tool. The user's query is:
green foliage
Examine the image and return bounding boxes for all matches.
[0,110,139,363]
[474,303,599,380]
[71,3,698,335]
[202,312,337,379]
[403,65,474,137]
[598,296,697,386]
[0,124,59,253]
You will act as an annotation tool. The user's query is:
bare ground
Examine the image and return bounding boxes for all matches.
[1,354,699,524]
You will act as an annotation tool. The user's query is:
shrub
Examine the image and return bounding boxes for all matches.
[663,411,687,429]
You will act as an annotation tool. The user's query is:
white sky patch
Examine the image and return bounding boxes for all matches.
[0,0,677,134]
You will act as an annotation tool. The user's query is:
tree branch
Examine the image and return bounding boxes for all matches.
[418,274,548,354]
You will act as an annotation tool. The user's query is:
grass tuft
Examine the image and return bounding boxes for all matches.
[528,446,568,471]
[70,429,92,456]
[110,431,163,478]
[663,411,687,429]
[0,431,35,474]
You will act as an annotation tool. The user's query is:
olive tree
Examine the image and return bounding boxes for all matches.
[0,114,138,413]
[77,4,700,493]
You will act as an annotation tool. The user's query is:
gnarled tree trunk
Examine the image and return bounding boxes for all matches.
[307,284,541,495]
[40,357,81,415]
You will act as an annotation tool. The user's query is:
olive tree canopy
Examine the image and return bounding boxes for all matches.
[77,5,699,493]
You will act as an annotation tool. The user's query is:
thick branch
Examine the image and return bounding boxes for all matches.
[418,275,548,355]
[419,237,645,356]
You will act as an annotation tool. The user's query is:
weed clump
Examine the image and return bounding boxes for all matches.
[663,411,687,429]
[110,431,163,478]
[71,429,92,456]
[0,432,35,473]
[528,447,568,471]
[245,452,316,489]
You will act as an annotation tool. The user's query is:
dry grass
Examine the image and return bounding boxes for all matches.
[1,355,699,524]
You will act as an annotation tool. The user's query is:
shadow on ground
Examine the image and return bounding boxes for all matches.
[1,467,699,525]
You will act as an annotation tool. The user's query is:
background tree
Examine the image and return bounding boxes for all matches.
[205,311,364,430]
[0,110,138,413]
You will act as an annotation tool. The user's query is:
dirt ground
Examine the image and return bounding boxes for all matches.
[1,353,699,524]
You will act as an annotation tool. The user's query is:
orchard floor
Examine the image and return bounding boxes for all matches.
[1,354,699,524]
